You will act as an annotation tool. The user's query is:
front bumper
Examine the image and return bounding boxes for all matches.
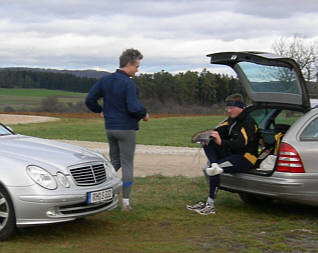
[8,177,122,227]
[220,172,318,206]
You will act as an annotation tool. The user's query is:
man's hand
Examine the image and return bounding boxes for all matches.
[210,131,222,145]
[143,113,149,121]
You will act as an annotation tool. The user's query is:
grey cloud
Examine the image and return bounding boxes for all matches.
[2,0,317,22]
[231,0,318,18]
[0,0,317,72]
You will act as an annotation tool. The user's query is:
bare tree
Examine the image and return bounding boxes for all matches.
[272,34,318,82]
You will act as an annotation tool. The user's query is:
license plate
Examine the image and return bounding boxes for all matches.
[87,188,113,204]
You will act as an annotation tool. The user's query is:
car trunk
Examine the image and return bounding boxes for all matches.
[206,52,311,176]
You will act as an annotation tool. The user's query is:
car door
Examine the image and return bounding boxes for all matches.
[206,51,311,112]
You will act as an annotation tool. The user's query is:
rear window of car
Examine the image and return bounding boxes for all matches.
[237,62,300,95]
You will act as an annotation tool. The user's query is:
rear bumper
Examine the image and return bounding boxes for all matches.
[220,172,318,206]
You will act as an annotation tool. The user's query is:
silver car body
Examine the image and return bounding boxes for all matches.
[207,51,318,206]
[0,130,122,227]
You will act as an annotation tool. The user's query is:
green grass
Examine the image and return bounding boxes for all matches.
[0,88,86,97]
[3,115,318,252]
[0,88,86,109]
[0,176,317,253]
[11,116,226,147]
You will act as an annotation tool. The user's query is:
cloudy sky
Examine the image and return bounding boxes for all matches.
[0,0,317,74]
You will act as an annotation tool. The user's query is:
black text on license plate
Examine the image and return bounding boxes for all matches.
[87,188,113,204]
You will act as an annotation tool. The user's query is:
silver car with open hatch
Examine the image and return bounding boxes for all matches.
[206,51,318,206]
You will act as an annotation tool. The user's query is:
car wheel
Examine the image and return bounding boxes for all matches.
[0,186,16,240]
[239,193,272,205]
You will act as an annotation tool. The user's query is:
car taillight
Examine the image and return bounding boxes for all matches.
[275,142,305,173]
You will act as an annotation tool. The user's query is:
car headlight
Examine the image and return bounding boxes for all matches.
[56,172,70,188]
[104,161,117,179]
[27,166,57,190]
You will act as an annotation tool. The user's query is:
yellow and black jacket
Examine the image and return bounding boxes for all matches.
[216,110,258,165]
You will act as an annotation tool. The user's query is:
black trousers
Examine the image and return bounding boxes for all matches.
[203,141,253,199]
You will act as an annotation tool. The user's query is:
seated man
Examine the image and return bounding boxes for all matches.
[187,93,259,215]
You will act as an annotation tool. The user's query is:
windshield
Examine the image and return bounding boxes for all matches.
[237,62,300,95]
[0,124,13,136]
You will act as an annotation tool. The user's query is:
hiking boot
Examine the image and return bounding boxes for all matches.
[186,201,206,211]
[195,203,216,215]
[205,163,223,176]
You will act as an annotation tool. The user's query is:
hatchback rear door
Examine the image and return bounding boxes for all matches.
[207,51,311,112]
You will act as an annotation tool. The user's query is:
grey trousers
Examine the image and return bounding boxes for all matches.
[106,130,136,199]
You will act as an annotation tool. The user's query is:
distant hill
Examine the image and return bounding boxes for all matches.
[0,67,110,79]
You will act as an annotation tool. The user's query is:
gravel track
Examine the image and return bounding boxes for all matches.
[59,140,206,178]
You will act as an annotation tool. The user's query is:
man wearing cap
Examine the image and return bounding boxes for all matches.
[187,93,258,215]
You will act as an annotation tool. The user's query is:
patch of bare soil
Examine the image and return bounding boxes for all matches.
[59,140,207,178]
[0,114,60,125]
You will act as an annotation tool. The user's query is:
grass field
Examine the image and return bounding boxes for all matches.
[0,176,317,253]
[1,115,318,252]
[11,115,226,147]
[0,88,86,110]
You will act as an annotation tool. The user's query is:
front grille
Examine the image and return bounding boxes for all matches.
[70,163,106,186]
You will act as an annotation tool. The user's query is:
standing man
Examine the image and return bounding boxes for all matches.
[85,48,149,211]
[187,93,258,215]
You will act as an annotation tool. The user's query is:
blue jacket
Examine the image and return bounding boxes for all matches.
[85,70,147,130]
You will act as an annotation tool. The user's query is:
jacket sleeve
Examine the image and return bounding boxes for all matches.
[215,119,229,139]
[85,80,103,113]
[125,81,147,121]
[221,120,256,150]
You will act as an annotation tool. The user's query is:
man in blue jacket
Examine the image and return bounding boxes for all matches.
[85,48,149,211]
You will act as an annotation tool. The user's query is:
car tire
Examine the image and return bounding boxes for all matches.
[239,193,272,205]
[0,185,16,240]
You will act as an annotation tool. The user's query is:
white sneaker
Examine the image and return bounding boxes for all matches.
[195,203,216,215]
[121,198,132,211]
[186,201,206,211]
[121,204,132,212]
[205,163,223,176]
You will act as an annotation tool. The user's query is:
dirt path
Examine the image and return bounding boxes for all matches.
[59,140,207,178]
[0,114,60,124]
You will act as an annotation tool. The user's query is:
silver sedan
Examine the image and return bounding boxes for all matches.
[0,124,122,240]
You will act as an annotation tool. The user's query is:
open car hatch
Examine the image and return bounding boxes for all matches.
[207,51,311,112]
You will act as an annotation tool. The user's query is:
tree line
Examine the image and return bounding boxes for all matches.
[0,69,241,113]
[132,69,241,113]
[1,66,316,114]
[0,70,97,93]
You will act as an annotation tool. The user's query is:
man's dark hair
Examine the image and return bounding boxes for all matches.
[119,48,143,68]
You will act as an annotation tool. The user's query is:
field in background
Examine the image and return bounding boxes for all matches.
[10,115,225,147]
[0,88,86,111]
